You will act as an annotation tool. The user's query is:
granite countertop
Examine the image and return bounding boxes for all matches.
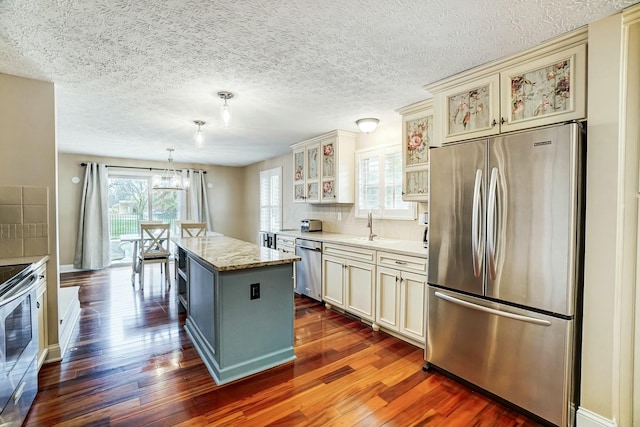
[173,235,300,272]
[276,230,428,258]
[0,255,49,267]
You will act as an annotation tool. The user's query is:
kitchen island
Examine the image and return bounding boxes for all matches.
[173,235,300,385]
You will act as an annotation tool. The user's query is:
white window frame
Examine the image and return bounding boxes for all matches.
[355,144,416,220]
[259,167,282,232]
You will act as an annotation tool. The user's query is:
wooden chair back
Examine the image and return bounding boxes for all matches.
[140,223,170,258]
[181,222,207,238]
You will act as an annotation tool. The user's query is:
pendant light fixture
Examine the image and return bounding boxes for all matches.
[356,118,380,133]
[193,120,206,147]
[152,148,187,190]
[218,91,234,128]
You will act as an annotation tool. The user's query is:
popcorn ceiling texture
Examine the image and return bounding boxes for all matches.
[0,0,636,166]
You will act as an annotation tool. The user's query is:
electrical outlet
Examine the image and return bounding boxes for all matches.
[250,283,260,300]
[337,211,342,221]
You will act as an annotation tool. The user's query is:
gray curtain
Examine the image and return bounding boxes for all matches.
[188,170,212,231]
[73,163,110,269]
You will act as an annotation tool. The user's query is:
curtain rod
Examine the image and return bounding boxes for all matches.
[80,163,207,174]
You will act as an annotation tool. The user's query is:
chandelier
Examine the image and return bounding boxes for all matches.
[152,148,188,190]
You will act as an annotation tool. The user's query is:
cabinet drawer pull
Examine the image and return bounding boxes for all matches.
[394,260,407,265]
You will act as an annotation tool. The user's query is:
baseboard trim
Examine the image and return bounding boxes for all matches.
[576,407,617,427]
[45,344,62,363]
[59,264,80,273]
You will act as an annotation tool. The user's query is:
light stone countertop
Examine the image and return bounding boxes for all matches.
[276,230,428,258]
[173,235,300,272]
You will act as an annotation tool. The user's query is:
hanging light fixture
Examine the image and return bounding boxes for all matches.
[218,91,234,128]
[356,118,380,133]
[152,148,187,190]
[193,120,206,147]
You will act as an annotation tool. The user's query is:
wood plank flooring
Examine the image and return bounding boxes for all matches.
[25,266,544,426]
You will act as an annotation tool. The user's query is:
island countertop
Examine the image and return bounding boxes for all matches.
[172,235,300,272]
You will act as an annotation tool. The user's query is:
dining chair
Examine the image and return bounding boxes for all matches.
[137,222,171,290]
[180,222,207,237]
[173,222,207,279]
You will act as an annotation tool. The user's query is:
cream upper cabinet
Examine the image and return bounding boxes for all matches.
[293,142,320,203]
[291,130,356,204]
[437,74,501,144]
[427,31,587,145]
[397,99,433,202]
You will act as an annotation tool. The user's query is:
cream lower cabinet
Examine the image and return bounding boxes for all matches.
[322,244,376,323]
[376,252,428,345]
[35,261,48,370]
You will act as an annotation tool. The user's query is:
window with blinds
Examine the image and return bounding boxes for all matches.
[259,167,282,231]
[355,145,415,220]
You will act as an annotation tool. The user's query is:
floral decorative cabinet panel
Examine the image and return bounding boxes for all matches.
[321,180,335,201]
[306,144,319,180]
[405,169,429,197]
[321,140,335,179]
[398,99,434,202]
[438,74,500,144]
[291,130,357,204]
[293,147,306,202]
[405,114,432,167]
[500,44,586,132]
[307,182,319,202]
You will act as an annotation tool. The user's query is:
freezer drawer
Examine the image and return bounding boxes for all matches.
[426,286,576,427]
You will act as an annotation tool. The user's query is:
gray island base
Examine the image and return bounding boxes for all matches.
[174,235,299,385]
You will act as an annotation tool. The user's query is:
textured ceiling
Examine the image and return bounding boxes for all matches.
[0,0,637,166]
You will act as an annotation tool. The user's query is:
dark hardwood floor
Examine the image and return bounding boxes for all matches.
[25,265,543,426]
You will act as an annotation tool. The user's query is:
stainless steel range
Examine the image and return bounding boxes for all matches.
[0,263,39,426]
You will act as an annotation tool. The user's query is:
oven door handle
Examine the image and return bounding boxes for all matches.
[2,275,36,306]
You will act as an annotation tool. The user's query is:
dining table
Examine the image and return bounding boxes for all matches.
[119,233,145,285]
[121,230,224,285]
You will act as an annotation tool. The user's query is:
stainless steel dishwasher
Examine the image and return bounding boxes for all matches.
[294,238,322,301]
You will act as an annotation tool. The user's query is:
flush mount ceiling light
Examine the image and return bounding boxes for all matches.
[356,118,380,133]
[218,91,234,128]
[193,120,206,147]
[152,148,187,191]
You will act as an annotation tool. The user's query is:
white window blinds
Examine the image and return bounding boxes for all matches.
[355,145,415,220]
[259,167,282,231]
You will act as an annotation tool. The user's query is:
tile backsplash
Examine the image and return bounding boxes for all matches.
[0,185,49,258]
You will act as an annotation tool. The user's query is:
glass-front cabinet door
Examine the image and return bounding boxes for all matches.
[305,142,320,203]
[500,44,586,133]
[438,74,500,144]
[398,99,433,202]
[321,138,337,202]
[293,147,306,203]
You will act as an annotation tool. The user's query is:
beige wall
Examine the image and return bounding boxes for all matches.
[57,153,246,266]
[0,73,60,354]
[241,119,427,245]
[579,9,640,427]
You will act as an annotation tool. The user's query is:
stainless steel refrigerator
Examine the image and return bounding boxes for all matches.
[426,122,584,427]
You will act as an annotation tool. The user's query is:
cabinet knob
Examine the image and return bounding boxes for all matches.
[37,301,40,309]
[39,275,45,280]
[501,117,506,125]
[491,119,497,127]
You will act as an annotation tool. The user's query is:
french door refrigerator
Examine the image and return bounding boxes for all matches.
[426,122,584,427]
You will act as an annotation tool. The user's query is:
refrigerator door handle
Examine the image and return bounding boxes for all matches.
[487,167,499,280]
[434,291,552,326]
[471,169,483,278]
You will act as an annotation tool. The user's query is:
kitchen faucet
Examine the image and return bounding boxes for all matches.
[367,211,377,241]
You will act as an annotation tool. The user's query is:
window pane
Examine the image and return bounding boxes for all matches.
[108,177,149,238]
[151,189,180,230]
[260,167,282,232]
